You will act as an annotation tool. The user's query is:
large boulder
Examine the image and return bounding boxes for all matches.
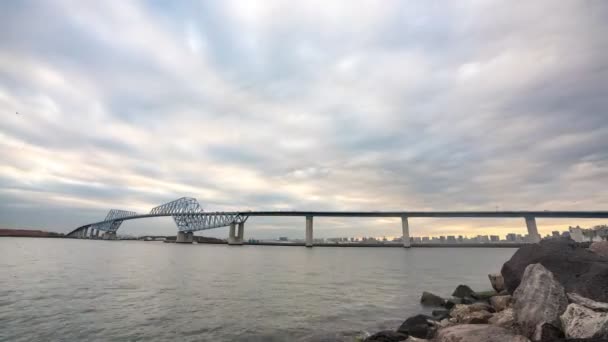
[560,303,608,339]
[420,291,445,307]
[489,273,506,292]
[434,324,529,342]
[364,330,408,342]
[396,314,436,339]
[589,241,608,258]
[501,238,608,302]
[512,263,568,338]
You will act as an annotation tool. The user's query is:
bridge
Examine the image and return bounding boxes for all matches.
[67,197,608,247]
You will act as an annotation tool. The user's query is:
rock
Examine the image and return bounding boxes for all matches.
[560,303,608,339]
[513,263,568,338]
[434,324,529,342]
[452,285,477,299]
[404,337,428,342]
[461,296,476,305]
[474,290,497,301]
[364,330,408,342]
[489,273,506,292]
[431,309,450,321]
[488,308,516,329]
[450,304,493,324]
[590,241,608,258]
[467,302,495,313]
[443,298,461,309]
[420,291,445,307]
[567,293,608,311]
[490,295,512,312]
[533,322,565,342]
[396,314,436,339]
[501,237,608,302]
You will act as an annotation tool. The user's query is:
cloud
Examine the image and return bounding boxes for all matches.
[0,0,607,238]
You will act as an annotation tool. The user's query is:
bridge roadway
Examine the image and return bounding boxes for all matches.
[69,209,608,247]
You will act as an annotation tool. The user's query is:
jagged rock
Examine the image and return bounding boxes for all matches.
[452,285,476,299]
[513,263,568,338]
[364,330,408,342]
[434,324,529,342]
[397,314,436,339]
[431,309,450,321]
[490,295,512,312]
[567,293,608,311]
[450,304,493,324]
[420,291,445,307]
[488,308,516,329]
[501,237,608,302]
[560,303,608,339]
[533,322,565,342]
[590,241,608,258]
[489,273,506,292]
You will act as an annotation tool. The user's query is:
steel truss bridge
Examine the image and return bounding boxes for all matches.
[67,197,608,247]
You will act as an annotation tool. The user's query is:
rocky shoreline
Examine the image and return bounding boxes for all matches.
[363,238,608,342]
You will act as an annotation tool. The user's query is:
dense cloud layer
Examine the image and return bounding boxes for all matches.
[1,1,607,238]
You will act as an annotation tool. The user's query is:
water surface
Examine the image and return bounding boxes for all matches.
[0,238,515,341]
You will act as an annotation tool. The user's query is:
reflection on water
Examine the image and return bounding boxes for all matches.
[0,238,515,341]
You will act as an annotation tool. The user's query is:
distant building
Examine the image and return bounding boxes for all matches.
[458,235,464,243]
[422,237,430,242]
[439,236,446,243]
[279,237,288,241]
[552,231,560,238]
[506,233,517,242]
[447,236,456,243]
[490,235,500,242]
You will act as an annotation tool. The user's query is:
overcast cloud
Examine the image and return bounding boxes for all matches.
[1,1,607,239]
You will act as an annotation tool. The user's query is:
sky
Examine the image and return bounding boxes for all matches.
[1,1,607,239]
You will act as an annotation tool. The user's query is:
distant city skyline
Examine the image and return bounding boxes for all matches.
[1,1,608,238]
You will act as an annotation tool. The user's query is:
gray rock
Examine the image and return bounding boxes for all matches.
[560,303,608,339]
[443,298,461,309]
[434,324,529,342]
[488,308,516,329]
[567,293,608,311]
[397,314,436,339]
[420,291,445,307]
[467,302,494,313]
[501,237,608,302]
[364,330,408,342]
[490,295,512,312]
[431,309,450,321]
[452,285,476,299]
[513,263,568,338]
[489,273,506,292]
[590,241,608,258]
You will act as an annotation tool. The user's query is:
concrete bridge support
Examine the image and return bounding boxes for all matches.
[228,223,236,244]
[401,216,411,248]
[306,216,313,247]
[525,216,541,243]
[237,222,244,243]
[95,229,100,239]
[176,231,193,243]
[82,227,88,239]
[103,231,117,240]
[228,222,244,245]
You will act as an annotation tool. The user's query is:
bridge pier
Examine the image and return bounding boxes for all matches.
[94,229,100,239]
[525,216,541,243]
[104,231,117,240]
[305,216,313,247]
[401,216,411,248]
[82,227,88,239]
[176,231,193,243]
[237,222,244,243]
